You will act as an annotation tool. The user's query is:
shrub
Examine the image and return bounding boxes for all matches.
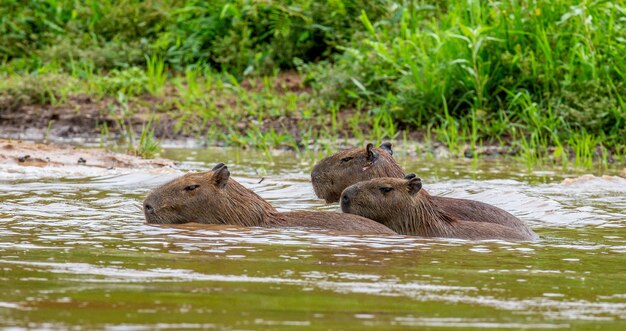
[310,0,626,145]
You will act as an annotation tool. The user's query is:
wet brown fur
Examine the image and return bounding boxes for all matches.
[311,143,406,203]
[143,164,396,235]
[340,176,538,241]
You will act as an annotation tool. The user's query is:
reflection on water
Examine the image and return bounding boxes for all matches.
[1,147,625,329]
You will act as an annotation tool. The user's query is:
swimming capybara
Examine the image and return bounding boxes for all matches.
[311,142,405,203]
[143,163,396,235]
[340,174,538,241]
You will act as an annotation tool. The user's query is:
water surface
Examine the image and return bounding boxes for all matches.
[1,148,625,330]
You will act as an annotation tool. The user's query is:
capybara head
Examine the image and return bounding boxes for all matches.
[143,163,275,225]
[311,142,405,203]
[341,174,537,240]
[340,174,423,233]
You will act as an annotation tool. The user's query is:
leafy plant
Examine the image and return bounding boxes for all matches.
[135,116,161,159]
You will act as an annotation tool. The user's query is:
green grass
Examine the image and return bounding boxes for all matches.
[308,1,626,162]
[145,55,167,96]
[135,116,161,159]
[0,0,624,167]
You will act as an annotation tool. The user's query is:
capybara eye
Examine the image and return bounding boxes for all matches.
[184,185,200,192]
[340,157,354,162]
[379,187,394,194]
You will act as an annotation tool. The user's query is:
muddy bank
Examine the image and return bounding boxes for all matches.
[0,139,175,169]
[0,101,493,158]
[0,71,622,162]
[0,72,520,157]
[561,174,626,187]
[0,94,164,143]
[0,72,311,145]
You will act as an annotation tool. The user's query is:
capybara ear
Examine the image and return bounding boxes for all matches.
[407,176,422,195]
[404,173,417,180]
[366,143,379,161]
[212,164,230,189]
[380,142,393,155]
[212,162,226,171]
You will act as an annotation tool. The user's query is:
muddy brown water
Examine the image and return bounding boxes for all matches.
[1,147,626,330]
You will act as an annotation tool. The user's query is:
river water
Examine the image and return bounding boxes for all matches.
[1,147,625,330]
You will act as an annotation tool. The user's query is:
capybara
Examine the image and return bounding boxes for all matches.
[143,163,396,235]
[311,142,405,203]
[340,174,538,241]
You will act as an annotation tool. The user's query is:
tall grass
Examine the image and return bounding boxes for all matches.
[145,55,167,96]
[312,0,626,159]
[136,116,161,159]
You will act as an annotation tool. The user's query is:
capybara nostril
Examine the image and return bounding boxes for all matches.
[144,204,154,213]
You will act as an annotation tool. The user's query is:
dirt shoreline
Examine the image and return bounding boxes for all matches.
[0,139,175,169]
[0,103,522,159]
[0,72,312,145]
[0,81,622,164]
[0,70,522,157]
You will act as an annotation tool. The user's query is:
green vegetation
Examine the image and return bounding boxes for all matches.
[1,0,625,167]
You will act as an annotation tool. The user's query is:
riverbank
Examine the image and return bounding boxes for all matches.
[1,1,625,167]
[1,70,623,169]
